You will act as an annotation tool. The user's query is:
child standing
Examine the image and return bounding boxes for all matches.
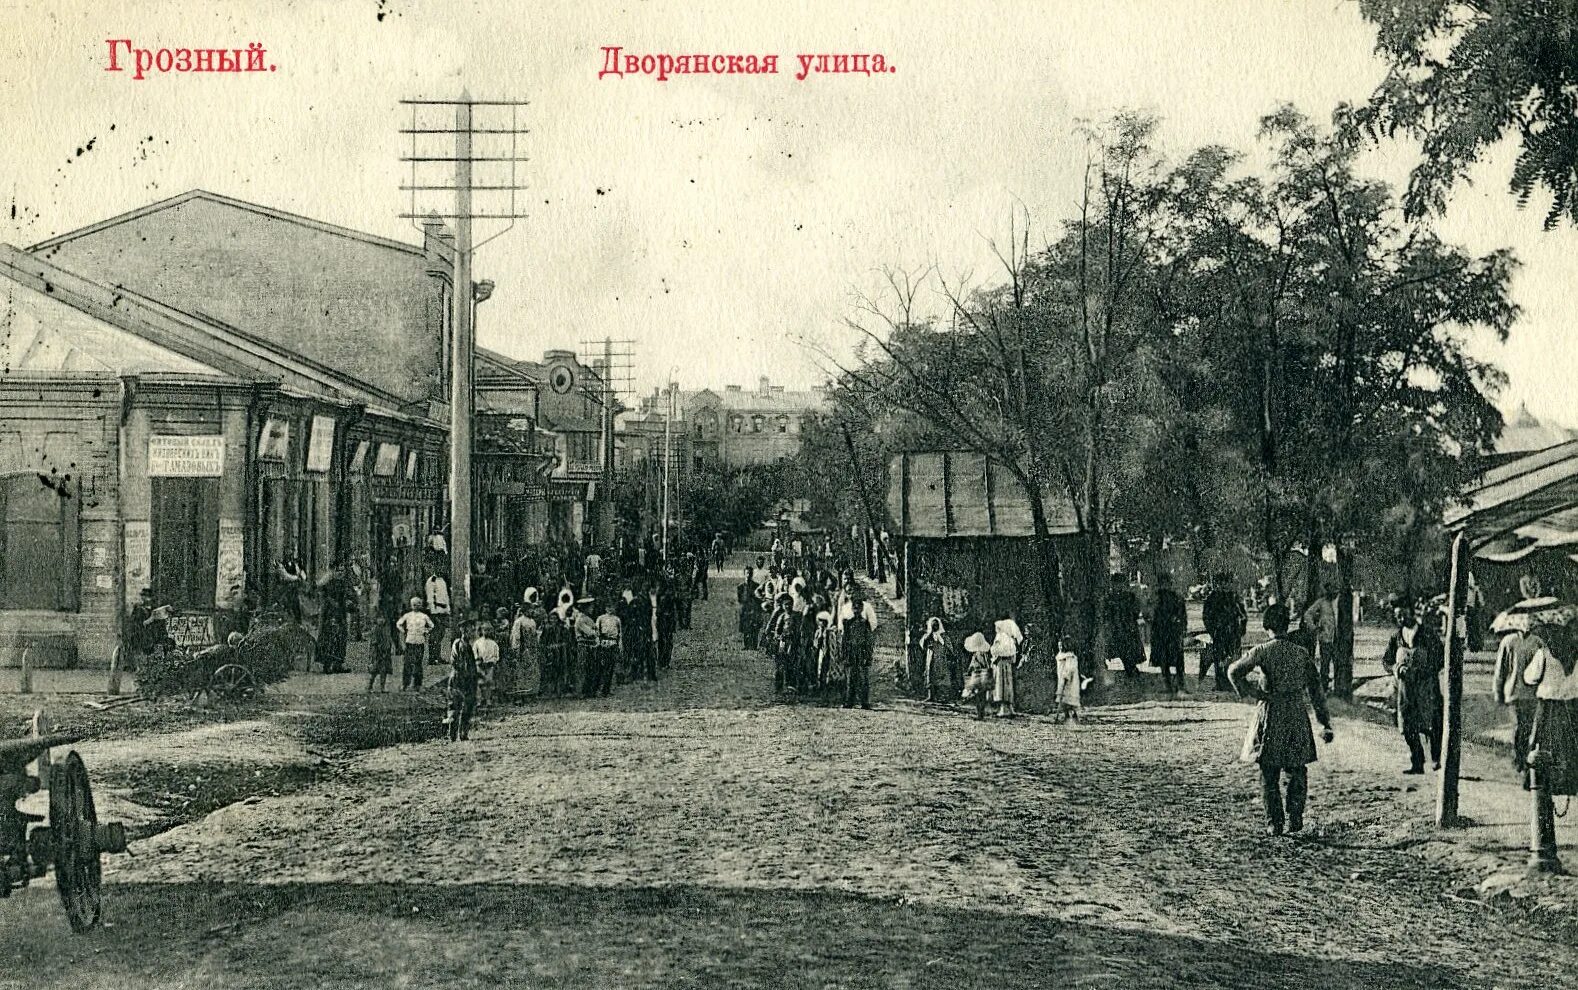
[367,613,394,693]
[396,596,433,691]
[446,618,480,741]
[473,620,500,710]
[962,631,993,720]
[1055,637,1085,722]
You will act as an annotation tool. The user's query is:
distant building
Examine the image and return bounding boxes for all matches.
[680,376,828,467]
[613,389,692,543]
[475,347,611,547]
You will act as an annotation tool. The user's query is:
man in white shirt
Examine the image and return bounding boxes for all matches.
[425,572,451,666]
[395,597,433,691]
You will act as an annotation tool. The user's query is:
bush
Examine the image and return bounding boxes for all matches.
[134,648,208,700]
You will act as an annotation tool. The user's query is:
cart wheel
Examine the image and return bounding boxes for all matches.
[209,664,259,702]
[51,752,102,933]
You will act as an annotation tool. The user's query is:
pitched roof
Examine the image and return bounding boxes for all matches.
[31,190,424,257]
[27,190,444,404]
[685,387,828,414]
[0,275,223,378]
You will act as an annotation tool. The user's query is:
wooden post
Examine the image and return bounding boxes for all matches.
[108,643,124,696]
[1435,531,1467,828]
[18,646,31,695]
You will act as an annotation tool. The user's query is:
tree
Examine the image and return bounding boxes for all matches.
[1351,0,1578,227]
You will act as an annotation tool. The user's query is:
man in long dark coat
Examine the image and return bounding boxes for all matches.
[1229,603,1334,835]
[1201,572,1246,691]
[1384,602,1443,774]
[1150,572,1188,694]
[1103,573,1146,680]
[737,566,763,650]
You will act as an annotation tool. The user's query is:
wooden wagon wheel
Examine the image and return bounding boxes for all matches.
[50,752,102,933]
[208,664,259,702]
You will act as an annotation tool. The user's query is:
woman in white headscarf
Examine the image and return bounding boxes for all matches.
[962,631,993,719]
[990,612,1025,718]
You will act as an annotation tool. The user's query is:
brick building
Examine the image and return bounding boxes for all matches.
[0,191,455,667]
[680,377,828,467]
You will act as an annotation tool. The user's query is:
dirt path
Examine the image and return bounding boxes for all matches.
[4,562,1577,988]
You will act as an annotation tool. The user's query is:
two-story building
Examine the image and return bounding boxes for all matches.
[475,347,610,547]
[681,377,829,467]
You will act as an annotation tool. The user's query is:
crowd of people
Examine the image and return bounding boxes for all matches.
[735,539,880,710]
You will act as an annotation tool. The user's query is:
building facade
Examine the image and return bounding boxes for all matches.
[475,347,610,548]
[680,376,828,467]
[0,191,455,667]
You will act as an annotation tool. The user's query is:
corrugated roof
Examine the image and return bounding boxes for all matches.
[1447,439,1578,557]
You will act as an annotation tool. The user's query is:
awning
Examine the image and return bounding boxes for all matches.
[1446,439,1578,557]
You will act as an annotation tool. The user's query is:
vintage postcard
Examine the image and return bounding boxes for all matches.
[3,2,1578,987]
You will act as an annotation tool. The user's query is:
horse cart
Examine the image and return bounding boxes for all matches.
[0,714,128,931]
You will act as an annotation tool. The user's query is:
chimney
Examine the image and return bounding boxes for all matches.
[543,349,576,363]
[758,375,771,395]
[725,385,742,392]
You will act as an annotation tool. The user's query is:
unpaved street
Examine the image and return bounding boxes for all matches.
[4,568,1578,989]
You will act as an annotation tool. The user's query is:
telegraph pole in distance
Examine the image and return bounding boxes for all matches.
[399,94,530,617]
[579,336,636,546]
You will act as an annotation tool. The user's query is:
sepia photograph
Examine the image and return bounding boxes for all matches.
[3,1,1578,986]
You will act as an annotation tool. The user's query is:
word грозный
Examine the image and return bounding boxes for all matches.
[104,40,275,80]
[598,48,894,82]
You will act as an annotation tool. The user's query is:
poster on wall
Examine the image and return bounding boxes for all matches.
[216,519,246,606]
[148,435,225,477]
[405,450,419,481]
[258,417,291,461]
[306,415,337,473]
[124,520,150,605]
[349,440,370,473]
[391,511,415,548]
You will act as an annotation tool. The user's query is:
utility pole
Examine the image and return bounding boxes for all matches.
[579,336,636,547]
[1436,531,1468,827]
[450,100,475,614]
[399,94,529,618]
[662,379,675,560]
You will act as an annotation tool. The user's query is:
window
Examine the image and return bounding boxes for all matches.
[693,455,704,473]
[151,477,219,609]
[776,415,789,434]
[0,474,79,611]
[728,414,743,433]
[751,415,764,433]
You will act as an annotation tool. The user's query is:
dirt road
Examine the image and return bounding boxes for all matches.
[3,566,1576,988]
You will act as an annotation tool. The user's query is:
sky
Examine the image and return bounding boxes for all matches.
[2,0,1575,422]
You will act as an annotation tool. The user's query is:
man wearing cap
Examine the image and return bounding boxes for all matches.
[595,598,622,697]
[574,595,601,698]
[446,617,480,741]
[396,596,433,691]
[839,583,880,710]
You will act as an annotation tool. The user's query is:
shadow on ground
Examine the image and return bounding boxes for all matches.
[1,880,1472,990]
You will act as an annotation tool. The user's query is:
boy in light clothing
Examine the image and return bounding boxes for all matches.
[396,597,433,691]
